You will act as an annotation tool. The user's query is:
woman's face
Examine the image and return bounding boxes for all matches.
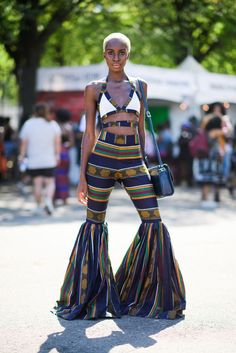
[103,39,129,72]
[213,105,222,116]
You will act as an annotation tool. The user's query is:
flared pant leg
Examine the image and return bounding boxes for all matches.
[115,166,186,319]
[53,163,122,320]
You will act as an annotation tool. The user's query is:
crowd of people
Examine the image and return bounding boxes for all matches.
[0,104,85,215]
[152,103,236,208]
[0,101,235,213]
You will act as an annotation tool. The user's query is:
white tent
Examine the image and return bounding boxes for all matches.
[37,56,236,104]
[178,55,208,73]
[37,61,196,102]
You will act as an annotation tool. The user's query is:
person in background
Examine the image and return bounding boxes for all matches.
[3,117,17,156]
[54,109,74,205]
[188,115,199,136]
[201,103,233,204]
[3,117,18,180]
[0,117,7,181]
[73,112,86,167]
[192,104,232,208]
[227,124,236,198]
[145,128,157,164]
[201,102,224,127]
[157,121,173,165]
[19,103,61,215]
[177,121,194,186]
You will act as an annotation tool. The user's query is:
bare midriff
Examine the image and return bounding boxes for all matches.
[102,112,139,135]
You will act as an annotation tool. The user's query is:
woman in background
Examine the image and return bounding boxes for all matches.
[54,109,74,205]
[193,103,233,208]
[0,117,7,181]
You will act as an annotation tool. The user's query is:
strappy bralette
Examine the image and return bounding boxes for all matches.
[97,76,141,129]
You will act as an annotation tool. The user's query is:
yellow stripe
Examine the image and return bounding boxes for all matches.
[97,140,140,150]
[93,151,141,159]
[174,258,183,291]
[88,185,113,192]
[131,195,155,200]
[126,184,153,190]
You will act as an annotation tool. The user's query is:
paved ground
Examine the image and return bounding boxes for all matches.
[0,183,236,353]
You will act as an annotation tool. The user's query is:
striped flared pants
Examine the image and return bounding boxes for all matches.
[54,131,186,320]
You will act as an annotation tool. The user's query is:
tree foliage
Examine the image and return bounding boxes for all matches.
[0,0,90,118]
[0,44,17,103]
[41,0,236,73]
[1,0,236,113]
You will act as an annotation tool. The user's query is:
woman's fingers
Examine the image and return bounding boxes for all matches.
[79,191,88,206]
[77,183,88,205]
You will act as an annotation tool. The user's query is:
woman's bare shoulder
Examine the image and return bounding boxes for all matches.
[129,77,147,97]
[137,77,147,86]
[129,76,147,92]
[85,78,106,99]
[129,76,147,85]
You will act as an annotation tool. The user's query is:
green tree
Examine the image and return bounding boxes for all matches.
[0,0,90,122]
[41,2,176,68]
[41,0,236,73]
[133,0,236,71]
[1,0,236,121]
[0,44,17,106]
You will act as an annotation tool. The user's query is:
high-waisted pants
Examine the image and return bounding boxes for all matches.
[54,131,186,320]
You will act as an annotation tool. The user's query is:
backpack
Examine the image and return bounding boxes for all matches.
[189,129,209,158]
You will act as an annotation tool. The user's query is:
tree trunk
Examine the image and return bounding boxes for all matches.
[16,43,42,128]
[17,64,38,127]
[1,1,81,127]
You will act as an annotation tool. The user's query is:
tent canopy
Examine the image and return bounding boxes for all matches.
[37,56,236,104]
[178,55,207,73]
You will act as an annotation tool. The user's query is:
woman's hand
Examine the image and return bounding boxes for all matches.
[77,177,88,206]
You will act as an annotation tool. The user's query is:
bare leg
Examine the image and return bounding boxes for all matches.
[214,185,220,202]
[33,176,44,206]
[44,177,55,199]
[43,177,55,214]
[201,184,209,201]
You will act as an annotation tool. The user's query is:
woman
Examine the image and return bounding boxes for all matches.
[54,33,186,320]
[177,122,194,186]
[54,109,74,205]
[194,103,233,207]
[19,103,61,214]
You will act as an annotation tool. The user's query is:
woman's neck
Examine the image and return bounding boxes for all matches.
[107,71,127,82]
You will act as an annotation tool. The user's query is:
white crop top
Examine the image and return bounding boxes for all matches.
[97,77,141,120]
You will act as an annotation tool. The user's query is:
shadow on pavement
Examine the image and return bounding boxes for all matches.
[37,316,184,353]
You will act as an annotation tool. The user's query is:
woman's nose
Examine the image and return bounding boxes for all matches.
[113,53,119,61]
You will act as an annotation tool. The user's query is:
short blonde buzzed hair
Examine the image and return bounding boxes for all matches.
[103,32,131,53]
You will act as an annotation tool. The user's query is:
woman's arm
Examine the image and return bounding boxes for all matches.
[77,83,97,205]
[138,80,148,159]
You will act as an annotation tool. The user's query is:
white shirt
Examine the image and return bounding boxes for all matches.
[20,117,61,169]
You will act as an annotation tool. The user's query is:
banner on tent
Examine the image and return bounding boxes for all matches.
[37,64,196,103]
[37,62,236,104]
[196,73,236,104]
